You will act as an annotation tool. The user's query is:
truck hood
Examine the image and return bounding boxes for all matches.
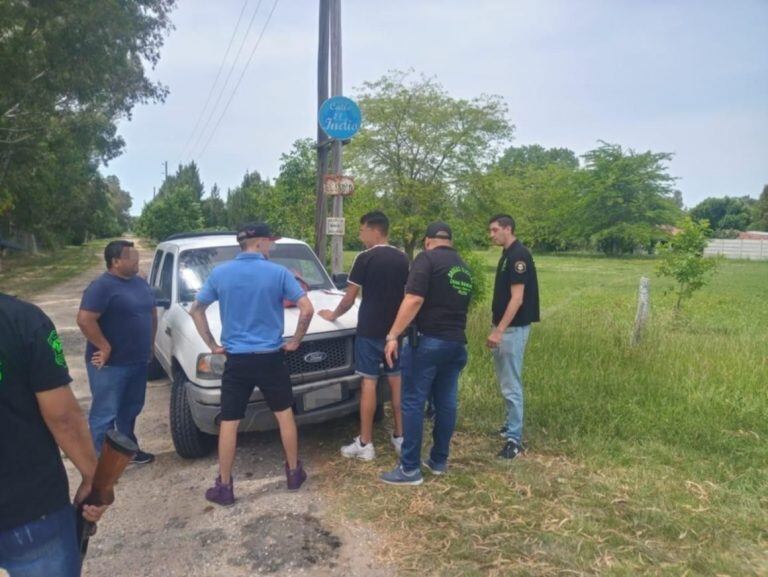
[183,289,358,339]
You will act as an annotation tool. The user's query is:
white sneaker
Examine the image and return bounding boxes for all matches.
[340,436,375,461]
[390,434,403,456]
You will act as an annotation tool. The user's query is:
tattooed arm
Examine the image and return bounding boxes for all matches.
[283,296,314,352]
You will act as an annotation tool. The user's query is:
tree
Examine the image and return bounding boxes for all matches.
[201,184,227,229]
[0,0,175,246]
[573,142,681,254]
[347,70,513,259]
[225,171,271,228]
[135,186,203,241]
[497,144,578,174]
[658,217,717,309]
[159,162,204,201]
[753,185,768,231]
[690,197,752,232]
[271,138,317,242]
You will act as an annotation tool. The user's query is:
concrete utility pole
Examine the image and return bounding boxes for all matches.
[329,0,344,275]
[314,0,330,259]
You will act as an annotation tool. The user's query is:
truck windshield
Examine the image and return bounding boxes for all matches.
[178,243,333,302]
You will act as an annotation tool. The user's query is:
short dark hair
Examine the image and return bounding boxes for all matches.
[104,240,134,269]
[360,211,389,235]
[489,214,515,233]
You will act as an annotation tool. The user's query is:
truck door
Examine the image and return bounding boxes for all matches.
[154,251,175,369]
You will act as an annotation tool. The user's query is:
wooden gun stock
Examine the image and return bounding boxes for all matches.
[77,430,138,562]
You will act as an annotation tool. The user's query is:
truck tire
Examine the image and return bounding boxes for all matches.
[170,370,216,458]
[147,355,166,381]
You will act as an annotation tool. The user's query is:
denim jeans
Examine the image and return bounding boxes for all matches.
[0,505,80,577]
[86,362,148,453]
[400,335,468,472]
[492,324,531,443]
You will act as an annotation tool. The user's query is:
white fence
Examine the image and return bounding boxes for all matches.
[704,239,768,261]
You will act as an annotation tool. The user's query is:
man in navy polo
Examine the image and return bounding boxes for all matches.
[190,223,314,505]
[77,240,157,464]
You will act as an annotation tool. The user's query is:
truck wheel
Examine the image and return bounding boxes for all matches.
[170,370,216,459]
[147,355,166,381]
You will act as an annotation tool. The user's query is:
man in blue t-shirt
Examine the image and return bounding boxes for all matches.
[77,240,157,464]
[190,223,314,505]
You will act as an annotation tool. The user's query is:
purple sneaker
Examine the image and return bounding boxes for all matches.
[205,475,234,507]
[285,460,307,491]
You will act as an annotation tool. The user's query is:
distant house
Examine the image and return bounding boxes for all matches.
[738,231,768,240]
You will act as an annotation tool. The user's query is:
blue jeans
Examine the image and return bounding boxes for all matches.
[355,336,401,378]
[492,325,531,443]
[0,505,80,577]
[400,335,468,472]
[87,362,148,453]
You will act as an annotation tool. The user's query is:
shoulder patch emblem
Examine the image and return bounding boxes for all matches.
[47,330,67,368]
[514,260,527,274]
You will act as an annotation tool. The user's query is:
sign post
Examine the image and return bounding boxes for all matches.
[318,93,361,275]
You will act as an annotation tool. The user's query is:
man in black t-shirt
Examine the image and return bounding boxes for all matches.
[319,211,409,460]
[0,293,108,576]
[380,222,473,485]
[487,214,540,459]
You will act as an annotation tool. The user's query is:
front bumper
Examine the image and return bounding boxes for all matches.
[186,373,369,434]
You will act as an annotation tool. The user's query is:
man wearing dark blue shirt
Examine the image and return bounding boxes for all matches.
[77,240,157,464]
[190,223,314,504]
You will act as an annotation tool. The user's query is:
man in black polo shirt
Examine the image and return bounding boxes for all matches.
[487,214,540,459]
[380,222,473,485]
[0,293,108,576]
[319,211,409,460]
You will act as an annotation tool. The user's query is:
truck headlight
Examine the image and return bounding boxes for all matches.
[196,353,226,379]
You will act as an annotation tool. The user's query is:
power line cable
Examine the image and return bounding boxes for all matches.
[188,0,266,160]
[197,0,281,160]
[178,0,251,162]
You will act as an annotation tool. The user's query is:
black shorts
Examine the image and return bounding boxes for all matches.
[221,351,293,420]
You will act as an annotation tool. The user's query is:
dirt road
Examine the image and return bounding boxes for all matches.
[30,240,393,577]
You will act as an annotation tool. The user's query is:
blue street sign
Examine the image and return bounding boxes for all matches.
[318,96,361,140]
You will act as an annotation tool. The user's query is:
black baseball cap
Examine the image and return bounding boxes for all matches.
[424,221,452,240]
[236,222,280,242]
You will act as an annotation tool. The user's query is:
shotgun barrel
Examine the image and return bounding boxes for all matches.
[77,430,138,562]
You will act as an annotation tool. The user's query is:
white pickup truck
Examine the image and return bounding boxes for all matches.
[147,232,383,458]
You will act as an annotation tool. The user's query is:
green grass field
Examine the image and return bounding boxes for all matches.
[0,240,104,298]
[323,251,768,576]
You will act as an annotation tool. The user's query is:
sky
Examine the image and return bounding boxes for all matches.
[105,0,768,215]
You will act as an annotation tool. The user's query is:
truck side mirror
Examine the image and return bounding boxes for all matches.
[332,273,348,290]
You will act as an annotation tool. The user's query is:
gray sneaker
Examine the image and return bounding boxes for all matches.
[423,458,447,475]
[380,464,423,486]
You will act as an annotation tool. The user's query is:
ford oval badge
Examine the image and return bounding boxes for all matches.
[303,351,327,364]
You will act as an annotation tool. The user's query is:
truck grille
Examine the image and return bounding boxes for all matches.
[285,336,352,383]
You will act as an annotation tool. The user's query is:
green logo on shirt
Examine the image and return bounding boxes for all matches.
[47,330,67,367]
[447,266,473,296]
[0,360,3,382]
